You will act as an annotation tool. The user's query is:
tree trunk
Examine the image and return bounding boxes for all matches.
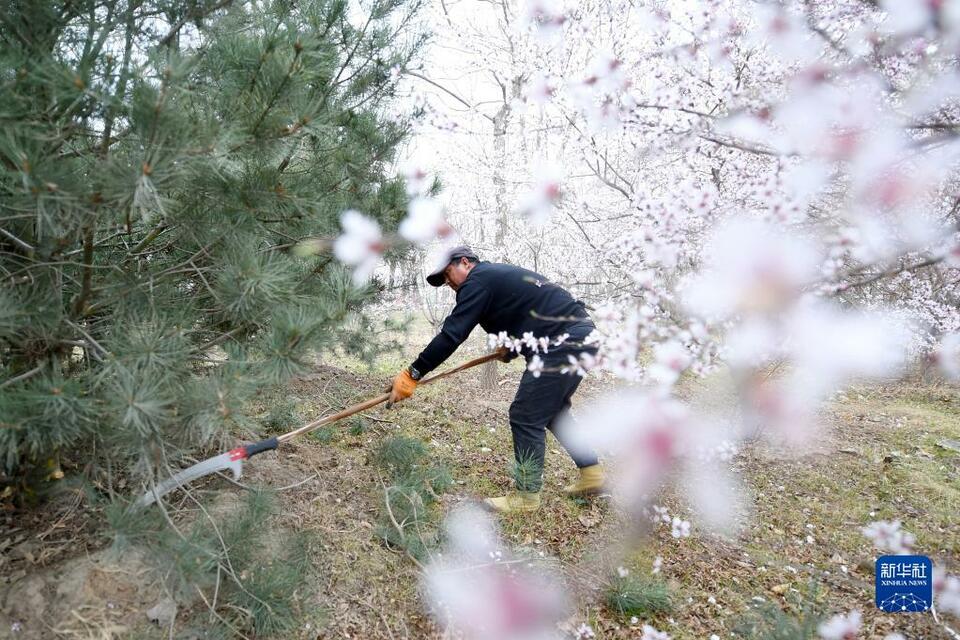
[480,346,498,390]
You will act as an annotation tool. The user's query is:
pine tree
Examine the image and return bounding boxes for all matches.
[0,0,426,487]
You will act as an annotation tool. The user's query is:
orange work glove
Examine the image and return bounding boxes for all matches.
[387,369,418,407]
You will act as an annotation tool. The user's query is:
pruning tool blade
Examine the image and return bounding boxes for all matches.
[135,437,278,508]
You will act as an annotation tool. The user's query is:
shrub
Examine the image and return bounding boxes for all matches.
[605,573,673,618]
[734,583,824,640]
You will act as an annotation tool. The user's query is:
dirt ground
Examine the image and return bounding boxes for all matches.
[1,328,959,639]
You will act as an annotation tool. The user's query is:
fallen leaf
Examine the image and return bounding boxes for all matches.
[578,514,599,528]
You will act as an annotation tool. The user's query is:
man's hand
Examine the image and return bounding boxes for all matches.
[387,369,418,408]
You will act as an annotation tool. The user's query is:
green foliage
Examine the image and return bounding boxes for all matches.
[605,572,673,618]
[372,435,429,476]
[348,416,368,436]
[378,479,434,560]
[233,533,315,636]
[107,489,320,636]
[0,0,427,482]
[512,452,544,493]
[309,426,337,444]
[263,395,301,433]
[0,369,95,470]
[373,436,451,561]
[734,583,824,640]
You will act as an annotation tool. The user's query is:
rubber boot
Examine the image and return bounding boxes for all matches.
[562,464,605,496]
[483,491,541,513]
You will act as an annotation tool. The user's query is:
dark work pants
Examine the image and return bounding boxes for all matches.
[509,345,599,492]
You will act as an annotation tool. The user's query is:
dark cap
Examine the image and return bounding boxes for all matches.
[426,245,479,287]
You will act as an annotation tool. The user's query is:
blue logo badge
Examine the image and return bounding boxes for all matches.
[875,555,932,612]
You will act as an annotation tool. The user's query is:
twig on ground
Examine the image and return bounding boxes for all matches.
[378,474,426,570]
[195,584,251,640]
[277,474,318,492]
[933,608,960,640]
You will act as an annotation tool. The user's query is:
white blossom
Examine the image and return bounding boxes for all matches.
[934,333,960,379]
[671,517,691,539]
[817,610,861,640]
[515,164,564,225]
[333,210,384,285]
[861,520,915,555]
[652,556,662,575]
[641,625,671,640]
[524,73,558,106]
[934,568,960,616]
[520,0,567,39]
[527,355,544,378]
[878,0,932,36]
[402,165,431,197]
[399,197,452,244]
[423,506,569,640]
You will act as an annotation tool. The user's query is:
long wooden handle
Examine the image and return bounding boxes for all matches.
[277,351,502,444]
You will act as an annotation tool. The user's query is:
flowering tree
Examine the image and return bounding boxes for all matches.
[328,0,960,631]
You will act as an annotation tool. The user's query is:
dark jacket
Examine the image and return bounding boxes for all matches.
[411,262,593,375]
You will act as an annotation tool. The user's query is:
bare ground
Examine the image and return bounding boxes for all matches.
[1,340,959,639]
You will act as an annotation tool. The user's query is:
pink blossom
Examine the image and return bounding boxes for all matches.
[399,197,452,244]
[423,507,569,640]
[945,1,960,33]
[402,165,431,197]
[787,304,911,396]
[560,352,596,377]
[641,625,671,640]
[878,0,933,36]
[575,623,595,639]
[333,210,384,285]
[520,0,567,40]
[748,4,818,64]
[649,340,692,386]
[934,568,960,615]
[862,520,916,555]
[681,218,820,319]
[524,73,557,106]
[557,393,690,508]
[685,464,746,536]
[670,517,691,538]
[515,164,564,226]
[817,610,861,640]
[582,52,628,95]
[934,333,960,379]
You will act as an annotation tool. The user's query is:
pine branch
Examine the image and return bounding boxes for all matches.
[0,362,45,390]
[123,222,169,261]
[195,326,245,352]
[245,17,288,94]
[72,225,95,316]
[158,0,234,47]
[0,227,35,254]
[249,47,303,137]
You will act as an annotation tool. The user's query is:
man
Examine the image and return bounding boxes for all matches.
[388,246,604,513]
